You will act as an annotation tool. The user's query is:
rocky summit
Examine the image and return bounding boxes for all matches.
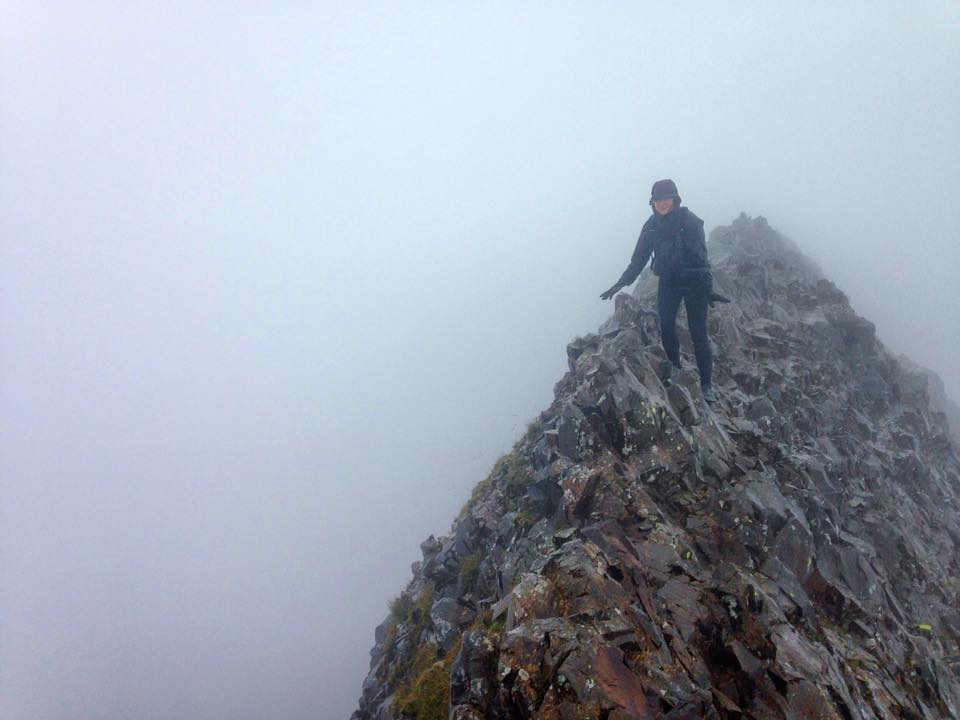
[350,214,960,720]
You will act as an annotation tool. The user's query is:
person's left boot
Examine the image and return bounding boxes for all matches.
[701,384,717,404]
[658,359,681,384]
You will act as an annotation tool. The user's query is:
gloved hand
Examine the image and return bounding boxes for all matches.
[708,291,731,307]
[703,273,731,307]
[600,283,624,300]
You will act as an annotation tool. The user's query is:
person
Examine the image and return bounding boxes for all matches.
[600,179,719,403]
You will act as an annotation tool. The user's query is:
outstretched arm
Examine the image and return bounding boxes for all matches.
[600,228,654,300]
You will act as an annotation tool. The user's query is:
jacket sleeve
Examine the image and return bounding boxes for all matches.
[685,212,709,266]
[692,215,708,262]
[615,224,654,287]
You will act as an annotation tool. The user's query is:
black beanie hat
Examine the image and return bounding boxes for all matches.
[650,179,680,204]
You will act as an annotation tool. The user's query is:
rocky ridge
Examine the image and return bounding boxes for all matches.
[351,214,960,720]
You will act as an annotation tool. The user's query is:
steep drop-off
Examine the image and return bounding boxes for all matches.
[351,214,960,720]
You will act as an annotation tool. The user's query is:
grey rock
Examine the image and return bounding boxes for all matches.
[350,215,960,720]
[427,597,476,653]
[746,395,777,421]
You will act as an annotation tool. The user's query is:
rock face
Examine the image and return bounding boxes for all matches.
[896,354,960,449]
[350,214,960,720]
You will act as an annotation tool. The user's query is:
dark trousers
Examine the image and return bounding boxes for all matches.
[657,278,713,387]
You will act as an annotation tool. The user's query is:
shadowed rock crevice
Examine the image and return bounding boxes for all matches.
[351,214,960,720]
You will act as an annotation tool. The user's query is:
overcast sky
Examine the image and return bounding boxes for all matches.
[1,2,958,719]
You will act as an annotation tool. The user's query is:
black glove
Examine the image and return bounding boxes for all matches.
[703,273,731,307]
[708,291,731,307]
[600,283,624,300]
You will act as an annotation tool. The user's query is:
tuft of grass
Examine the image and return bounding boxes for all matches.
[514,510,536,533]
[392,636,463,720]
[390,593,413,622]
[458,476,493,520]
[502,453,533,499]
[469,607,506,636]
[457,425,542,519]
[395,662,449,719]
[412,582,435,626]
[524,418,542,442]
[383,583,436,688]
[392,644,445,718]
[458,552,483,593]
[382,621,398,651]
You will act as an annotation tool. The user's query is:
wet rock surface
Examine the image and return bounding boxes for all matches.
[350,214,960,719]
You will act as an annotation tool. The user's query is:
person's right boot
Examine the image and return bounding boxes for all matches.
[658,358,683,383]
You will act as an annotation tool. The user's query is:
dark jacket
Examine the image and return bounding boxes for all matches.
[615,206,710,287]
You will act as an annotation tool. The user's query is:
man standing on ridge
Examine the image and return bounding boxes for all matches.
[600,179,722,403]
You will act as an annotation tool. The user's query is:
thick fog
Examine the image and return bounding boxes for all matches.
[2,3,958,719]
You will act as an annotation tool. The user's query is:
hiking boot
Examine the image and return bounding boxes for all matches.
[657,360,683,384]
[701,384,717,404]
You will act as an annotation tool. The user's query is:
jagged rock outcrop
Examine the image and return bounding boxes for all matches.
[896,354,960,449]
[351,214,960,720]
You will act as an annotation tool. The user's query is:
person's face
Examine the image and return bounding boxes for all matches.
[654,198,675,215]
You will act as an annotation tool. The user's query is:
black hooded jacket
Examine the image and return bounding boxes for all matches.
[615,206,710,287]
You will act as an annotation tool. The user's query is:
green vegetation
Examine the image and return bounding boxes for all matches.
[470,607,506,636]
[514,510,537,533]
[384,580,487,718]
[524,418,542,442]
[384,583,436,687]
[414,582,435,623]
[502,453,533,499]
[458,476,493,520]
[388,607,514,718]
[397,661,449,719]
[392,634,464,719]
[382,620,398,652]
[390,593,413,623]
[458,444,534,519]
[458,551,482,593]
[393,644,445,718]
